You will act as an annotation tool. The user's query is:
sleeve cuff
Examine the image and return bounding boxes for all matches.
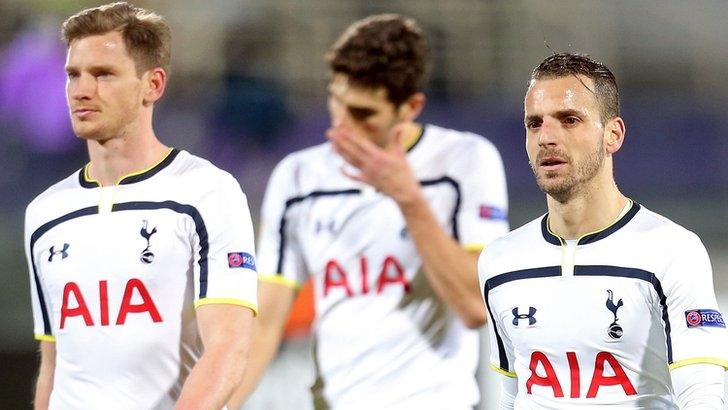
[463,243,485,253]
[34,334,55,342]
[259,274,300,289]
[490,363,517,378]
[194,298,259,317]
[669,357,728,371]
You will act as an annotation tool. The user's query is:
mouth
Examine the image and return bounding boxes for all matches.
[538,156,567,171]
[73,108,99,120]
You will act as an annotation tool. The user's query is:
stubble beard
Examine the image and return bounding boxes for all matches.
[531,140,606,203]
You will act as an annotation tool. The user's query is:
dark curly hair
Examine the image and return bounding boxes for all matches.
[531,53,619,122]
[327,14,428,106]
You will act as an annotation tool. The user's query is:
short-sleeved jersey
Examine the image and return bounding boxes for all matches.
[478,201,728,409]
[24,149,258,409]
[257,124,509,409]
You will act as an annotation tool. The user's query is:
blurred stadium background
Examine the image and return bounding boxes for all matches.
[1,0,726,408]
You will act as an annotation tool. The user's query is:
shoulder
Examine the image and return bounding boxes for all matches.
[171,150,245,198]
[629,204,705,253]
[25,170,84,229]
[423,124,502,159]
[274,142,333,176]
[478,216,545,280]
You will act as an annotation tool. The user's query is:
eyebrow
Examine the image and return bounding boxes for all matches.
[525,109,586,123]
[64,64,116,73]
[328,90,378,114]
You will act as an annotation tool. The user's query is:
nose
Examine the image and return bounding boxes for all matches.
[538,117,559,147]
[69,73,95,101]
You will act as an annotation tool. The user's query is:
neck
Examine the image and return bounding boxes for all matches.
[86,129,169,187]
[546,170,628,240]
[398,122,423,150]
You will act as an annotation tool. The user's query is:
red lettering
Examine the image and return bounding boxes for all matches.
[527,351,564,397]
[116,279,162,325]
[566,351,580,398]
[376,256,410,293]
[60,282,93,329]
[360,256,369,294]
[323,260,353,297]
[99,280,109,326]
[586,351,637,398]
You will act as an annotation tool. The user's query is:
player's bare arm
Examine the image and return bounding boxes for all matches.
[175,304,254,410]
[33,341,55,410]
[327,124,486,328]
[227,281,297,408]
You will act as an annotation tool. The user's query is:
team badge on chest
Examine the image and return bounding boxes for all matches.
[606,290,624,340]
[139,220,157,264]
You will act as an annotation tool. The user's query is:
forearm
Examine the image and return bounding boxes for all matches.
[228,281,296,408]
[176,341,248,410]
[398,191,485,328]
[671,363,726,409]
[34,341,55,410]
[176,305,254,410]
[227,321,287,408]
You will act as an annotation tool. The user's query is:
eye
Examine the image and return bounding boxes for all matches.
[66,71,79,79]
[95,71,113,78]
[526,120,542,130]
[563,116,580,125]
[348,107,376,121]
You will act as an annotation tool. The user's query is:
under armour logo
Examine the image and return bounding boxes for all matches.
[606,290,624,340]
[315,220,336,235]
[140,220,157,264]
[48,243,69,262]
[512,306,537,326]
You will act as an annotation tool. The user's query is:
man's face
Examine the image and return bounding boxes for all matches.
[327,74,401,147]
[65,31,146,141]
[524,75,608,201]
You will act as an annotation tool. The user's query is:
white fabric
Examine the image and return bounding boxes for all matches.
[257,124,509,408]
[478,203,728,409]
[25,150,258,409]
[671,363,726,409]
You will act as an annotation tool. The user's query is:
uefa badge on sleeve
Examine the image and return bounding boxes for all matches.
[685,309,726,328]
[228,252,256,271]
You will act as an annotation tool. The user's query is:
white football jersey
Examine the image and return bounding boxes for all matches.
[257,124,509,409]
[25,149,258,409]
[478,202,728,409]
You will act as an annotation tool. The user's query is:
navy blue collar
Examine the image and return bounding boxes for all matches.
[541,202,641,246]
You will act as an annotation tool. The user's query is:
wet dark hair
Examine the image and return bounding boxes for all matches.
[531,52,619,121]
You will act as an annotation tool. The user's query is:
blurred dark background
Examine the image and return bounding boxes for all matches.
[1,1,726,408]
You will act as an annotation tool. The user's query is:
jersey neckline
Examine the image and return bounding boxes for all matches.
[540,201,641,246]
[78,148,180,188]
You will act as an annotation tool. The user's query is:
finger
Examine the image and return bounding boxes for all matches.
[340,165,371,184]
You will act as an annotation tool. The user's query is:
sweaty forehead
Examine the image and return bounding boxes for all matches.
[525,76,598,113]
[67,31,129,62]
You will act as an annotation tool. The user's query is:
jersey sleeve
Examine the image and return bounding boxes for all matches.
[662,232,728,370]
[256,157,307,288]
[452,137,509,251]
[25,204,55,342]
[479,248,517,378]
[192,173,258,315]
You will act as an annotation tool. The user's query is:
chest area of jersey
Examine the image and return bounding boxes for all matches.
[35,210,194,294]
[493,276,661,350]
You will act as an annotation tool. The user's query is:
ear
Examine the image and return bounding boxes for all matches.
[142,67,167,106]
[397,92,426,122]
[604,116,625,155]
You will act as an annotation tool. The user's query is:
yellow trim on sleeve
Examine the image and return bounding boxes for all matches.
[463,243,485,253]
[259,274,301,289]
[35,334,56,342]
[668,357,728,371]
[490,363,517,378]
[194,298,258,317]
